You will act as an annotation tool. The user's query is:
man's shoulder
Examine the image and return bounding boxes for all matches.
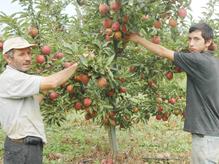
[0,67,36,84]
[174,51,199,61]
[175,51,213,59]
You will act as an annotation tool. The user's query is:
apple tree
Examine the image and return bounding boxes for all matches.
[0,0,218,159]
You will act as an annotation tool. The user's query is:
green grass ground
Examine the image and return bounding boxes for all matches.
[0,112,191,164]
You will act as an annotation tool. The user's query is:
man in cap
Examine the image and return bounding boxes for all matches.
[0,36,78,164]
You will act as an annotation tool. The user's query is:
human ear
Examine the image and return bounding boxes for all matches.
[206,39,212,47]
[3,54,12,64]
[208,42,217,51]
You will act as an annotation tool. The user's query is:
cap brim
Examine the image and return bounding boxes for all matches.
[14,44,37,49]
[3,44,37,54]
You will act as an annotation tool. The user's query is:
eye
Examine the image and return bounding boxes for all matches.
[19,53,25,56]
[194,37,200,41]
[27,51,31,56]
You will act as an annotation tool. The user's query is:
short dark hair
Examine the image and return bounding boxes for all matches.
[189,23,214,42]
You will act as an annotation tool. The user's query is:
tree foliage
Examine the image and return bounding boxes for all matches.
[0,0,218,128]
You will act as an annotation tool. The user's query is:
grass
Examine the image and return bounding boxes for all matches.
[0,112,191,163]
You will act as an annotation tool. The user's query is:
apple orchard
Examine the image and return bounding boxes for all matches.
[0,0,218,158]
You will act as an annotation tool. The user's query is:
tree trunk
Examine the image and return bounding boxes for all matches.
[108,126,118,159]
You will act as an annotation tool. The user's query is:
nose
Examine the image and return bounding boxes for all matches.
[24,53,31,61]
[189,39,194,46]
[189,39,195,49]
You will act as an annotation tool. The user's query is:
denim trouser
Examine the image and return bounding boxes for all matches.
[191,134,219,164]
[3,137,43,164]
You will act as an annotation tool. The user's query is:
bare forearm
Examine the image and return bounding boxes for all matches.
[133,36,174,60]
[40,63,78,90]
[49,64,77,86]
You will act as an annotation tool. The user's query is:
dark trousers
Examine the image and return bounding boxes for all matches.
[3,136,43,164]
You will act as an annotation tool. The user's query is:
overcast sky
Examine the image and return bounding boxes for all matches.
[0,0,212,19]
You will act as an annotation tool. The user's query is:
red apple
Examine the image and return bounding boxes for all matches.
[169,18,177,28]
[110,1,121,12]
[55,52,64,59]
[74,102,82,110]
[119,87,127,93]
[156,114,162,120]
[178,8,187,18]
[165,71,173,80]
[41,45,51,55]
[107,89,115,97]
[79,74,90,85]
[151,36,161,44]
[168,97,176,104]
[49,91,59,101]
[66,84,74,94]
[83,98,92,107]
[103,19,113,29]
[99,3,109,15]
[162,113,169,121]
[157,106,163,113]
[28,26,38,37]
[121,24,127,33]
[111,22,120,31]
[96,77,108,88]
[36,55,45,64]
[153,20,162,29]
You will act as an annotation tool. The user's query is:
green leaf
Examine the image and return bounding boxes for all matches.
[79,56,88,67]
[106,55,115,66]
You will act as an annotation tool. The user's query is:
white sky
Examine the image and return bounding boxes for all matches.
[0,0,217,19]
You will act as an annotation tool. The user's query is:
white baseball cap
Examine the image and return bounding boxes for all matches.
[3,37,36,54]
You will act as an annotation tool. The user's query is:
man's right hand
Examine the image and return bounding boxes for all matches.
[124,32,174,61]
[71,62,78,69]
[124,33,141,43]
[40,61,79,91]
